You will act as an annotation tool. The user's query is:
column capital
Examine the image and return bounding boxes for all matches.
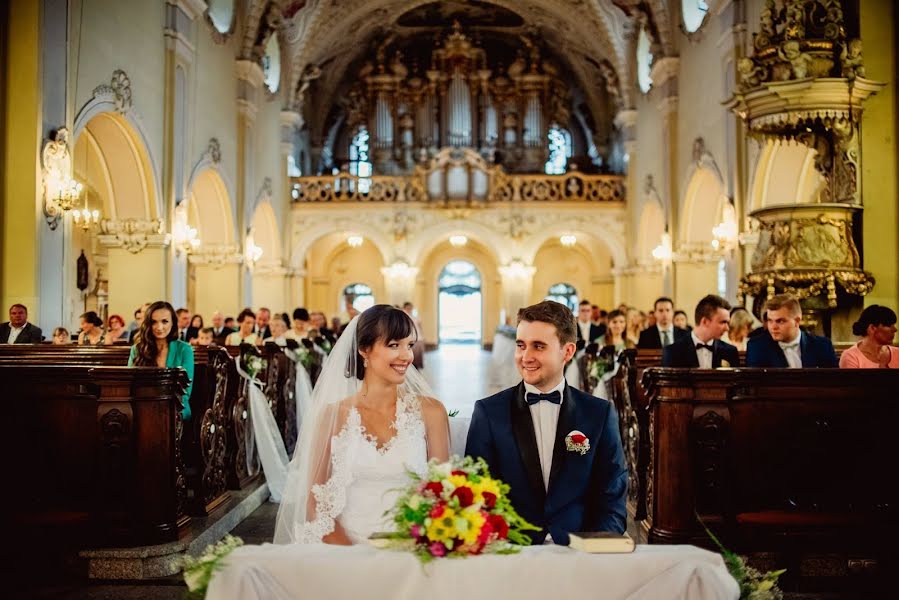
[650,56,680,89]
[168,0,208,21]
[235,60,265,88]
[188,244,244,267]
[97,219,169,254]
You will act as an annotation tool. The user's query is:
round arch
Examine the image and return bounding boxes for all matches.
[749,139,823,211]
[520,224,626,268]
[72,112,159,220]
[188,168,235,246]
[637,201,666,262]
[290,222,393,271]
[250,200,282,262]
[681,166,728,244]
[408,219,506,266]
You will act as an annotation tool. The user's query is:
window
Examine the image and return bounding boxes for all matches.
[349,127,372,193]
[343,283,375,313]
[545,126,572,175]
[438,260,482,293]
[682,0,709,33]
[545,283,578,312]
[207,0,234,34]
[637,27,653,93]
[262,35,280,93]
[717,259,727,298]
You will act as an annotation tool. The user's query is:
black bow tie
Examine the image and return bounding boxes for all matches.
[695,342,714,351]
[526,391,562,405]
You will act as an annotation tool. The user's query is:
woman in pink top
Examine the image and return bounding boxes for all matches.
[840,305,899,368]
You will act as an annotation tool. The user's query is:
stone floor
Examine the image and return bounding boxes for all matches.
[420,344,498,417]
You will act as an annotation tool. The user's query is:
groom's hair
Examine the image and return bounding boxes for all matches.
[517,301,577,345]
[349,304,417,379]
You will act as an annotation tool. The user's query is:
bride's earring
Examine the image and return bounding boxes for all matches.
[363,358,369,368]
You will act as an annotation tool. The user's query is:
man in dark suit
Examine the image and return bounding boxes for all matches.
[746,294,838,368]
[663,294,740,368]
[575,300,606,344]
[209,311,230,345]
[255,307,272,341]
[466,300,627,545]
[175,308,199,343]
[0,304,43,343]
[638,296,689,349]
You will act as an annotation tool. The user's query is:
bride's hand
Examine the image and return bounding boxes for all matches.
[323,522,353,545]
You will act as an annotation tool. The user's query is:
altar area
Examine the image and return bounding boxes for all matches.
[206,543,738,600]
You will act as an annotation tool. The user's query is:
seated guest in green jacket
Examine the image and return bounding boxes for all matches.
[128,300,194,420]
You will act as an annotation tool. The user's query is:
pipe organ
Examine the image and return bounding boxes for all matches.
[340,22,572,174]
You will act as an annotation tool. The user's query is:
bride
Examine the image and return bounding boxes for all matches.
[274,304,450,545]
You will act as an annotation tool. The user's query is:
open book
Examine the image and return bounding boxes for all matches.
[568,531,635,553]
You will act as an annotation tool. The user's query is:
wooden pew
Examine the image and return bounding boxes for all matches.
[639,367,897,586]
[0,344,232,516]
[3,365,189,548]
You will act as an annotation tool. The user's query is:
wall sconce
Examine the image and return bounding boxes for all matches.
[245,228,263,269]
[347,234,364,248]
[711,201,738,252]
[652,231,673,264]
[559,234,577,247]
[172,203,200,256]
[41,127,84,230]
[449,234,468,247]
[72,207,100,231]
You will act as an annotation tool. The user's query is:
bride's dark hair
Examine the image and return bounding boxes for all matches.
[348,304,417,380]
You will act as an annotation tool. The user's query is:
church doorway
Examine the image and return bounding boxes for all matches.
[437,260,482,344]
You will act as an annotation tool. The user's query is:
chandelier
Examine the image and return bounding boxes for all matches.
[172,203,200,255]
[245,228,263,268]
[347,234,364,248]
[560,234,577,247]
[449,235,467,247]
[651,231,673,264]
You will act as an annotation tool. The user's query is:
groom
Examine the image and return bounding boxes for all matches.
[466,300,627,545]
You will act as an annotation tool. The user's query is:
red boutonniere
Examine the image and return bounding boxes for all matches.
[565,430,590,455]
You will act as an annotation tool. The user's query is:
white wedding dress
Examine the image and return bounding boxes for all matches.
[303,393,429,544]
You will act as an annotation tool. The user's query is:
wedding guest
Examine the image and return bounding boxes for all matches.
[663,295,739,368]
[104,314,130,344]
[129,303,150,343]
[746,294,838,368]
[576,300,605,344]
[722,307,754,351]
[840,305,899,368]
[645,309,656,329]
[210,311,229,345]
[78,311,105,346]
[128,300,193,420]
[196,327,214,347]
[638,297,688,349]
[466,300,627,544]
[289,307,312,339]
[601,309,634,353]
[52,327,71,345]
[1,303,43,343]
[190,314,204,330]
[224,316,236,330]
[591,305,606,327]
[673,310,692,331]
[255,307,272,340]
[264,314,290,346]
[175,308,198,342]
[625,307,643,347]
[226,309,260,346]
[126,306,142,334]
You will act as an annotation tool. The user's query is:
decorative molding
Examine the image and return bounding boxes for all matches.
[649,56,679,88]
[614,109,639,131]
[252,260,289,277]
[41,127,73,230]
[235,59,265,88]
[97,218,169,254]
[91,69,133,114]
[256,177,273,202]
[204,138,222,165]
[170,0,208,21]
[188,244,243,268]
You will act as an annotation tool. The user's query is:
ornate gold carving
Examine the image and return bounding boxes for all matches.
[98,218,168,254]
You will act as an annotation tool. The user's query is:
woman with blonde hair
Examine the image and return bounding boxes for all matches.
[625,307,643,347]
[723,307,755,351]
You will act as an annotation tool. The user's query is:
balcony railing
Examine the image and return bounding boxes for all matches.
[290,170,625,205]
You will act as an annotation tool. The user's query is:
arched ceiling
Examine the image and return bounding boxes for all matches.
[276,0,639,122]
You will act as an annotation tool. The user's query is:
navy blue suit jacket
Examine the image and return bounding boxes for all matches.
[465,382,627,545]
[746,330,838,368]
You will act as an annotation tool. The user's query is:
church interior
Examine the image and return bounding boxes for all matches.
[1,0,897,598]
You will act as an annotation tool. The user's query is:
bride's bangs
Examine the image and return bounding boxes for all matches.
[379,308,417,344]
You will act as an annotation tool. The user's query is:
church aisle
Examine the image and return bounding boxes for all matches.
[421,344,498,418]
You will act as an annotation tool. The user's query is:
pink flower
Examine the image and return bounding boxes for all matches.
[429,541,447,557]
[410,524,422,538]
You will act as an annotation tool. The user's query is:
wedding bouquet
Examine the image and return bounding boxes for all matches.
[239,344,267,380]
[379,456,539,562]
[181,534,244,599]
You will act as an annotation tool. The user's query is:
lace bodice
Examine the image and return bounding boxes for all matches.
[300,394,428,544]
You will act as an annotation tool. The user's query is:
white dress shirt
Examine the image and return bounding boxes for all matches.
[779,332,803,368]
[691,331,714,369]
[5,324,24,343]
[657,325,675,347]
[523,377,566,491]
[577,320,591,341]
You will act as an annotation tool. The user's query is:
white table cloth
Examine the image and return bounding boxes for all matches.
[206,543,738,600]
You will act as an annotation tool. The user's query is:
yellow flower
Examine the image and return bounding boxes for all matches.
[446,474,468,491]
[457,507,486,545]
[426,507,457,543]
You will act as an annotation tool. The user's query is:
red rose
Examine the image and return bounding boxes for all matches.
[487,514,509,540]
[570,434,587,444]
[477,518,494,544]
[429,502,445,519]
[451,486,474,507]
[482,491,497,509]
[451,470,467,476]
[424,481,444,497]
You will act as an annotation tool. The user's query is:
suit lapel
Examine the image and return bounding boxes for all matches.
[547,385,577,493]
[711,340,720,368]
[772,336,789,367]
[510,383,546,505]
[687,339,700,368]
[798,331,809,367]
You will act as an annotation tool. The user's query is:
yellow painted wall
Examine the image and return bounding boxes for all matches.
[106,247,167,319]
[192,263,241,320]
[861,1,899,309]
[674,262,718,318]
[1,0,40,316]
[252,272,287,314]
[306,239,385,319]
[627,271,665,312]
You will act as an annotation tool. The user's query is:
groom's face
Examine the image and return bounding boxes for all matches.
[515,320,576,391]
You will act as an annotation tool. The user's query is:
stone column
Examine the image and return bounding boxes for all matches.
[97,219,170,319]
[286,267,307,311]
[251,261,289,313]
[235,59,264,307]
[188,246,244,320]
[651,57,680,299]
[498,261,536,324]
[164,0,206,309]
